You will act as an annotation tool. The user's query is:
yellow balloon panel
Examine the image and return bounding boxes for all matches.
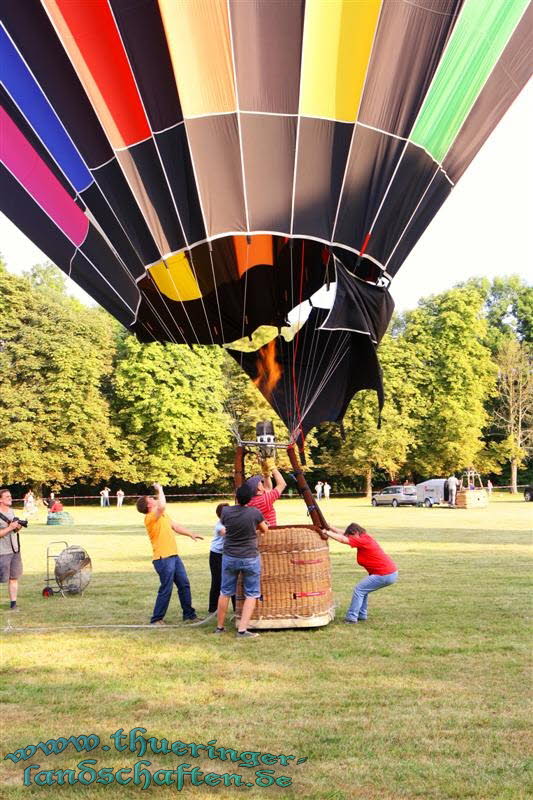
[148,253,202,302]
[299,0,381,122]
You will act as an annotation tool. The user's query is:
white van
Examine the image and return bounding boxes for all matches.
[415,479,450,507]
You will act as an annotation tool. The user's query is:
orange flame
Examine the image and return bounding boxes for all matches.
[253,341,283,398]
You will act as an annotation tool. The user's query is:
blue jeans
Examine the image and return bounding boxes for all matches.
[151,555,196,622]
[345,571,398,622]
[221,555,261,599]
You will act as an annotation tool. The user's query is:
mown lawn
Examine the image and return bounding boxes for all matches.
[1,495,531,799]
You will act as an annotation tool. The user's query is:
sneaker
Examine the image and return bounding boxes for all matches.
[183,616,204,624]
[236,630,260,639]
[150,619,166,625]
[344,619,358,625]
[213,627,225,634]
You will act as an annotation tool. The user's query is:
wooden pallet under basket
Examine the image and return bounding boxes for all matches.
[236,525,335,629]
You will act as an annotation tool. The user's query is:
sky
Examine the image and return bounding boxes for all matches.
[1,80,531,313]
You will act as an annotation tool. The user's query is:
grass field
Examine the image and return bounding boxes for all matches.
[1,495,532,799]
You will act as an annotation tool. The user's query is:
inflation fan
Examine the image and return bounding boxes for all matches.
[42,541,92,598]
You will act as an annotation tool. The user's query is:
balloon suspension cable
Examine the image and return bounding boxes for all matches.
[223,399,245,446]
[290,241,306,455]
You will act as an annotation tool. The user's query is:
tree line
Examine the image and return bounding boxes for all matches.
[0,260,531,495]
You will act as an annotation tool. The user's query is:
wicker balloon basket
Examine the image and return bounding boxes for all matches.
[235,525,335,629]
[456,489,488,509]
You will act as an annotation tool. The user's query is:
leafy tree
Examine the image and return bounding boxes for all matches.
[461,276,533,485]
[0,263,128,490]
[461,275,533,347]
[111,337,231,485]
[402,286,498,477]
[23,263,68,295]
[314,331,420,495]
[488,338,533,492]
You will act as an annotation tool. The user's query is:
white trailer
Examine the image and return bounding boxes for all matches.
[415,479,449,507]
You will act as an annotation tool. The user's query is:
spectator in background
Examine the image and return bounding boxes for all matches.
[487,479,493,495]
[49,498,64,513]
[323,482,331,500]
[116,488,125,508]
[43,492,55,509]
[23,489,36,516]
[315,481,323,500]
[100,487,110,507]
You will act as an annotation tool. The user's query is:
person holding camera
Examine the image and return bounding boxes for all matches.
[0,488,25,611]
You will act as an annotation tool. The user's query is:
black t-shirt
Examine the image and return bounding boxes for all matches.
[221,505,264,558]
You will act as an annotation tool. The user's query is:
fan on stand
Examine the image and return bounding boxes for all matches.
[42,543,92,597]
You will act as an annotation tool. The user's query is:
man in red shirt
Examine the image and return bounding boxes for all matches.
[324,522,398,624]
[245,467,286,526]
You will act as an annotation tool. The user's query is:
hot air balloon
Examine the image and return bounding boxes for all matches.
[1,0,531,447]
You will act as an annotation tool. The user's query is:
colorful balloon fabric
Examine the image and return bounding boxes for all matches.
[1,0,531,441]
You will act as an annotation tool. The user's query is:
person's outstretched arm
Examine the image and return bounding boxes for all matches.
[272,467,287,494]
[322,526,350,544]
[153,483,166,518]
[171,520,203,541]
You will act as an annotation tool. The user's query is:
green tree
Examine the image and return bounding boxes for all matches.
[461,276,533,485]
[461,275,533,347]
[111,337,231,485]
[315,331,420,495]
[489,338,533,492]
[0,263,128,489]
[402,286,498,476]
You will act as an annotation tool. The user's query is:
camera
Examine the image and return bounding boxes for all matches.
[0,511,28,529]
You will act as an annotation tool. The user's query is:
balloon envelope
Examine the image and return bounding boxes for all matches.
[1,0,530,439]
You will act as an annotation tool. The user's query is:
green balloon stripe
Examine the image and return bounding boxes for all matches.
[411,0,529,163]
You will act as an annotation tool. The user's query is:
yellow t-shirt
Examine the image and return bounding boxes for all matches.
[145,511,178,559]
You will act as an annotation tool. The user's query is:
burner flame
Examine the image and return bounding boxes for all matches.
[253,341,282,397]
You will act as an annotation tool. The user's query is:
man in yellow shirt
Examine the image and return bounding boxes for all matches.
[136,483,203,625]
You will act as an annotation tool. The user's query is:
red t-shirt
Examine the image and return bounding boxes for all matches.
[347,533,397,576]
[248,488,281,526]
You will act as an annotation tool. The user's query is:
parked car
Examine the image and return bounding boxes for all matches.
[371,485,417,507]
[524,485,533,502]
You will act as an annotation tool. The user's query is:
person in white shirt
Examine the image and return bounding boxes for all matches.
[447,475,460,506]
